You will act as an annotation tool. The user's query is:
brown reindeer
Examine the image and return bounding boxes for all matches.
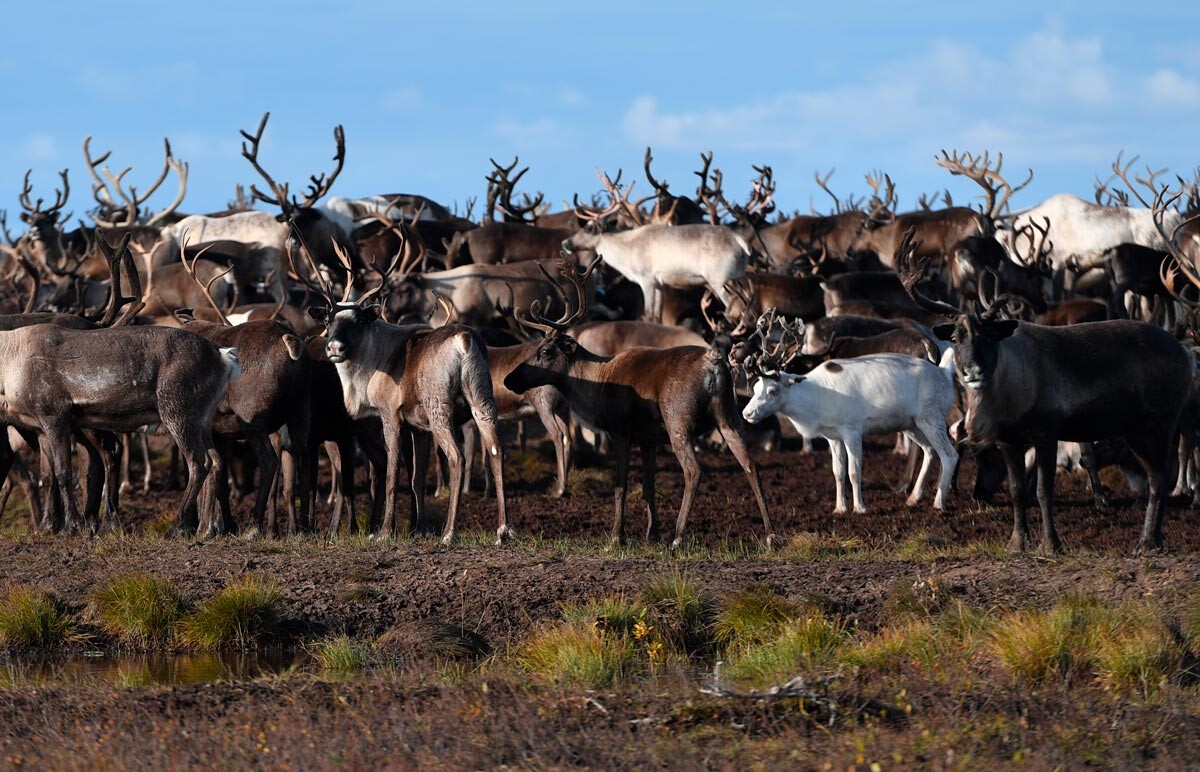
[503,258,775,548]
[307,249,510,544]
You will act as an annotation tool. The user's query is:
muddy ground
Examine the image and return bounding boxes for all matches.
[1,436,1198,768]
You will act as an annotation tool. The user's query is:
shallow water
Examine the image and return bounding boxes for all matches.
[0,649,311,688]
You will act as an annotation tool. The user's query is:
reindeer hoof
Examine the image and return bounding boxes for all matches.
[495,525,515,545]
[669,537,684,551]
[441,532,456,547]
[1007,532,1033,553]
[763,533,780,551]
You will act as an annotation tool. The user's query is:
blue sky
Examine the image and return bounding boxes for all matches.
[3,1,1199,222]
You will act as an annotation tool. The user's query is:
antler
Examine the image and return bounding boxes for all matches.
[241,112,345,214]
[1012,216,1054,274]
[516,256,602,335]
[895,226,960,317]
[814,169,843,213]
[83,137,187,227]
[591,168,643,226]
[18,169,70,224]
[178,231,234,325]
[643,147,669,195]
[97,231,144,326]
[935,149,1032,220]
[864,170,896,225]
[746,165,776,217]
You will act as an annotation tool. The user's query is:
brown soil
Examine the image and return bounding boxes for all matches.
[0,438,1197,769]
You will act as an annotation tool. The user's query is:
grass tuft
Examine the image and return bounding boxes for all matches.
[0,586,76,650]
[561,595,643,639]
[179,576,284,650]
[310,635,373,675]
[88,574,184,648]
[713,586,802,652]
[724,613,849,686]
[639,572,715,658]
[518,622,632,688]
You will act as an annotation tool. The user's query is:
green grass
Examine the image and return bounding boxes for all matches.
[713,586,802,652]
[723,613,849,686]
[517,622,633,688]
[310,635,373,675]
[178,576,284,650]
[561,595,643,639]
[991,596,1107,684]
[0,586,76,650]
[88,575,184,647]
[640,572,715,658]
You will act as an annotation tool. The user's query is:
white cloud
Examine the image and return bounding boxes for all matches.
[381,86,424,112]
[23,133,57,161]
[1145,68,1200,106]
[493,117,562,144]
[620,24,1178,166]
[558,87,587,107]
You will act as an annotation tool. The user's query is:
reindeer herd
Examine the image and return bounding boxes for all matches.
[2,111,1200,555]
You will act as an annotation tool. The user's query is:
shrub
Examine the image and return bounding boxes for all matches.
[0,586,75,650]
[88,575,184,647]
[179,576,284,650]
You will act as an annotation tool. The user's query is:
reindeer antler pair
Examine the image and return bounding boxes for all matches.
[515,256,603,336]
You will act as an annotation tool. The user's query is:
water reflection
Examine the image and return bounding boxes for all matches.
[0,649,310,688]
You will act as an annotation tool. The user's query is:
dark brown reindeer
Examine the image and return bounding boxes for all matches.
[503,258,775,548]
[307,249,510,544]
[897,227,1193,554]
[173,245,313,537]
[852,153,1029,267]
[442,221,576,266]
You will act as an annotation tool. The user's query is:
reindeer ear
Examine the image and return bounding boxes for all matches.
[932,323,956,341]
[174,308,195,324]
[360,305,380,323]
[558,335,578,354]
[988,319,1019,339]
[307,305,330,324]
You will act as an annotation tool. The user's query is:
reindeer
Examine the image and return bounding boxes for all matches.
[897,226,1194,554]
[743,318,958,514]
[306,250,510,544]
[160,112,351,299]
[173,244,313,537]
[562,182,750,321]
[503,258,775,548]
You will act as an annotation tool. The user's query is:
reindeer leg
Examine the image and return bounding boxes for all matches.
[1032,441,1063,554]
[406,429,432,538]
[432,422,464,546]
[119,434,133,496]
[140,433,152,493]
[535,397,570,498]
[641,442,659,542]
[669,433,701,550]
[476,418,510,544]
[609,435,631,547]
[828,437,849,515]
[380,417,404,538]
[1001,443,1033,552]
[715,411,775,547]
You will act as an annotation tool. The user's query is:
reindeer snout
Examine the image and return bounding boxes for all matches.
[561,239,574,254]
[326,340,347,362]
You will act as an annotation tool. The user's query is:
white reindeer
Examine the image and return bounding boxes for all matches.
[997,193,1180,272]
[562,223,749,321]
[743,352,958,514]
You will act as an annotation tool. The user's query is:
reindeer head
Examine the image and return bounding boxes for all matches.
[503,257,601,394]
[895,225,1020,391]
